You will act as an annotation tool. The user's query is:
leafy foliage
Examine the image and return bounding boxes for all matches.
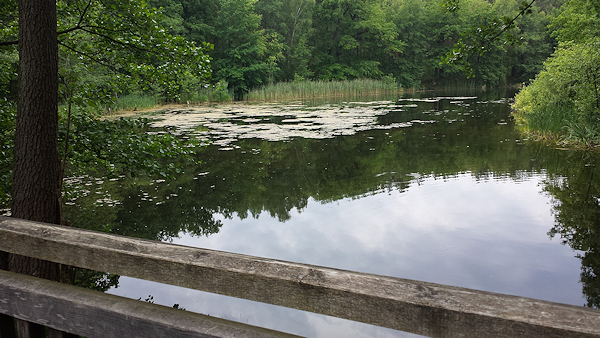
[543,152,600,308]
[255,0,314,80]
[74,268,120,292]
[61,114,202,179]
[0,0,213,104]
[309,0,403,81]
[142,0,558,93]
[55,0,212,101]
[212,0,283,98]
[513,38,600,146]
[0,0,17,98]
[441,0,537,77]
[549,0,600,43]
[0,101,14,209]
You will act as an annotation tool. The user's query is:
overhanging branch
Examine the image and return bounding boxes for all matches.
[58,40,131,76]
[1,0,93,47]
[483,0,537,46]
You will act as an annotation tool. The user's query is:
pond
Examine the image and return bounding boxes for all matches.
[64,88,600,337]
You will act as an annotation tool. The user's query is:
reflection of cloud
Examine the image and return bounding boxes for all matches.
[110,174,583,337]
[175,175,582,303]
[110,277,421,338]
[112,98,585,336]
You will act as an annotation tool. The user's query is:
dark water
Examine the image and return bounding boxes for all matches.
[64,89,600,337]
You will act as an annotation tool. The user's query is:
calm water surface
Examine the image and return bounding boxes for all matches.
[64,89,600,337]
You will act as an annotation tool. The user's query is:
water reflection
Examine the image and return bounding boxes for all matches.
[537,148,600,308]
[62,90,600,336]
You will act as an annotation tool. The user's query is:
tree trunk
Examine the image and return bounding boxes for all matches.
[10,0,61,274]
[3,1,70,336]
[13,0,60,225]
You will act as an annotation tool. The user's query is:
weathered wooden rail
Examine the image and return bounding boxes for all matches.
[1,216,599,338]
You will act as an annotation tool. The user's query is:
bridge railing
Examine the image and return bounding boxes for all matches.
[1,216,599,337]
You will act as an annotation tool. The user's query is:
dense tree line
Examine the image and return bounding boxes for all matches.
[148,0,561,97]
[0,0,564,103]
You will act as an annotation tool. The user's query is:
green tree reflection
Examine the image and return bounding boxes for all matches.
[63,92,600,306]
[542,150,600,308]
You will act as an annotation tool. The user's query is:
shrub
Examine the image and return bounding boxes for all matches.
[513,38,600,146]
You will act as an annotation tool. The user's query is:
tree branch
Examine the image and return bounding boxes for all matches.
[78,27,153,55]
[58,40,131,76]
[1,0,94,47]
[483,0,537,47]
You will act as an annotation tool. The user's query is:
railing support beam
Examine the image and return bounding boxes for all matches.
[0,270,299,338]
[1,216,599,337]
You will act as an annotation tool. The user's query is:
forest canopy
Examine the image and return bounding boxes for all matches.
[2,0,563,103]
[148,0,561,96]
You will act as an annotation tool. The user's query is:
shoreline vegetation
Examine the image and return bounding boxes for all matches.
[512,40,600,150]
[107,78,503,114]
[509,0,600,150]
[243,78,402,101]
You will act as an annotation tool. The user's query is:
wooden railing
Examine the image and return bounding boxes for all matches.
[1,216,599,337]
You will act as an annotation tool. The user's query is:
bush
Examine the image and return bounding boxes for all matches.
[513,38,600,146]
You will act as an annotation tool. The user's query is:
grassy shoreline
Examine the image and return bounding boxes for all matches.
[105,79,512,112]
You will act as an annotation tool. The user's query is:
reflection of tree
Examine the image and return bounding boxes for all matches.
[75,268,120,292]
[543,151,600,308]
[64,94,556,292]
[66,95,535,237]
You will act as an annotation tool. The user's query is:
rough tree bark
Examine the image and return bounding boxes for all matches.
[3,1,71,336]
[12,0,60,225]
[10,0,61,279]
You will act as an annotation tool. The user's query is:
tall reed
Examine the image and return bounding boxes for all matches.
[111,94,159,112]
[245,78,401,101]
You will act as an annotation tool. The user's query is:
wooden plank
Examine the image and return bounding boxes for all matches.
[1,216,599,337]
[47,328,79,338]
[0,270,300,338]
[14,320,45,338]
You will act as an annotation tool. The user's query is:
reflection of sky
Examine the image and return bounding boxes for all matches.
[109,173,583,337]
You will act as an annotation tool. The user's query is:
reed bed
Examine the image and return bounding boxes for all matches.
[245,79,401,101]
[110,94,159,112]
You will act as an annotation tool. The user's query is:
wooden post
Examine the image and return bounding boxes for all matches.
[48,328,79,338]
[14,320,45,338]
[0,314,16,338]
[0,270,300,338]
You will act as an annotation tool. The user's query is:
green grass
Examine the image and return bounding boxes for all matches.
[100,90,232,115]
[512,102,600,148]
[245,78,401,101]
[85,94,160,114]
[111,94,159,112]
